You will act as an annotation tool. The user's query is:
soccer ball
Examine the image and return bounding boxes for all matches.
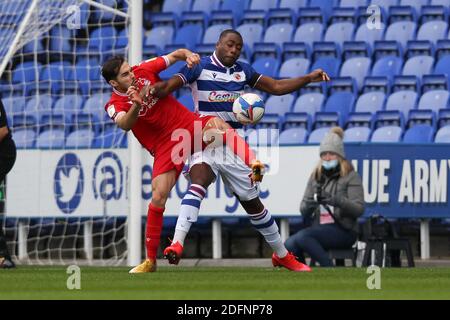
[232,93,265,125]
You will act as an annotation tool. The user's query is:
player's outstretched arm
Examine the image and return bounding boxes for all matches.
[254,69,331,96]
[165,48,200,68]
[149,76,184,99]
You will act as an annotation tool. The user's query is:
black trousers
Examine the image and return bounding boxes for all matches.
[0,141,17,260]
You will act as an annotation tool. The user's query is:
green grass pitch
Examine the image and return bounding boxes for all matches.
[1,266,450,300]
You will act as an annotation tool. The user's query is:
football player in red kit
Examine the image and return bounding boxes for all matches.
[102,49,262,273]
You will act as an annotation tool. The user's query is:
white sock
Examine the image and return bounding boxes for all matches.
[172,184,206,246]
[248,208,288,258]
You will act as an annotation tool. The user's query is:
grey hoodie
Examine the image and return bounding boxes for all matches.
[300,169,365,234]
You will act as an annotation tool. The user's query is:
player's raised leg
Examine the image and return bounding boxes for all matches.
[129,169,178,273]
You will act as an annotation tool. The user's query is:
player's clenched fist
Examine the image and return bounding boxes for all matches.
[308,69,331,83]
[127,85,142,105]
[186,53,200,69]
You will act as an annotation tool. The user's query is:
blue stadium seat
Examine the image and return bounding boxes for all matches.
[297,7,323,25]
[392,75,419,94]
[162,0,192,18]
[308,127,331,143]
[375,110,405,129]
[422,74,448,92]
[344,126,371,142]
[354,92,386,113]
[252,42,281,61]
[405,40,433,59]
[1,97,27,115]
[279,127,308,145]
[418,90,450,112]
[255,114,281,129]
[251,57,280,77]
[323,92,355,124]
[417,21,448,43]
[240,10,267,26]
[400,0,429,15]
[203,24,233,44]
[384,21,417,51]
[434,56,450,78]
[345,112,373,128]
[263,23,294,48]
[373,40,402,60]
[310,57,341,78]
[249,0,277,10]
[324,23,355,50]
[282,42,311,60]
[371,0,399,13]
[406,109,436,128]
[191,0,220,14]
[236,24,264,50]
[388,5,417,23]
[91,0,119,22]
[385,91,418,119]
[144,26,174,51]
[342,41,370,60]
[329,7,356,24]
[282,112,311,130]
[339,57,371,91]
[115,28,129,54]
[39,62,72,94]
[148,12,179,29]
[11,114,36,131]
[371,56,403,79]
[293,23,324,49]
[65,129,95,148]
[403,124,434,142]
[195,44,215,57]
[180,11,208,28]
[434,125,450,142]
[12,61,42,84]
[340,0,368,7]
[208,10,237,27]
[402,56,434,77]
[362,76,390,94]
[13,129,36,149]
[420,5,448,23]
[49,26,73,53]
[293,93,324,116]
[173,24,203,49]
[88,26,117,53]
[264,94,295,115]
[309,0,338,22]
[24,94,53,115]
[278,58,310,78]
[220,0,250,21]
[36,129,66,149]
[93,125,127,148]
[328,77,357,95]
[278,0,308,10]
[53,94,84,121]
[371,126,403,142]
[431,0,450,5]
[266,8,296,26]
[247,128,279,146]
[177,94,195,112]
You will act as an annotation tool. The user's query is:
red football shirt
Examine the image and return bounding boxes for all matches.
[104,56,198,154]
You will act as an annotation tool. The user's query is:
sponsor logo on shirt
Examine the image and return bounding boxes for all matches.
[208,91,240,103]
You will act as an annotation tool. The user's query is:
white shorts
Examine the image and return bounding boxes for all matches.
[186,145,260,201]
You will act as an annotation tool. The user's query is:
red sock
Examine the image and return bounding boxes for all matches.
[145,203,165,260]
[222,129,256,167]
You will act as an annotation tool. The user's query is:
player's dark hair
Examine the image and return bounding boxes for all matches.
[101,55,125,82]
[218,29,243,42]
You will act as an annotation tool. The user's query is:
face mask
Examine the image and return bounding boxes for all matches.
[322,159,338,170]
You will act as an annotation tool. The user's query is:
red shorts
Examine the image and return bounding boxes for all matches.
[152,114,215,179]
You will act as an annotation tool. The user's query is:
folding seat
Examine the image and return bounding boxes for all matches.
[342,42,370,60]
[172,24,203,49]
[421,74,448,92]
[53,94,84,123]
[416,21,448,43]
[430,0,450,5]
[195,44,215,57]
[405,40,434,58]
[339,57,372,91]
[297,7,324,25]
[263,23,294,48]
[264,94,295,115]
[384,21,417,51]
[148,12,179,30]
[324,22,355,50]
[388,6,417,23]
[292,93,325,116]
[307,127,331,143]
[400,0,429,15]
[144,26,174,52]
[252,42,281,61]
[203,24,233,44]
[420,5,448,23]
[247,128,279,146]
[12,61,42,84]
[255,114,281,129]
[299,82,326,96]
[282,42,310,61]
[220,0,250,22]
[403,125,434,142]
[322,92,356,124]
[384,91,417,121]
[279,127,308,145]
[282,112,311,130]
[278,58,310,79]
[293,23,324,49]
[391,76,419,95]
[354,92,386,113]
[180,11,209,29]
[329,8,356,24]
[309,0,338,22]
[371,126,403,142]
[437,109,450,128]
[65,128,95,148]
[310,57,341,78]
[345,112,373,128]
[236,23,264,51]
[434,56,450,77]
[24,94,53,115]
[36,125,66,149]
[328,77,357,95]
[373,40,402,60]
[406,109,436,129]
[162,0,192,18]
[361,76,390,94]
[279,0,308,10]
[418,90,450,112]
[371,56,403,79]
[266,8,297,26]
[249,0,278,10]
[208,11,237,27]
[49,26,73,54]
[240,10,267,27]
[177,94,195,112]
[13,128,36,148]
[340,0,368,7]
[434,125,450,142]
[251,57,280,78]
[88,26,117,53]
[370,0,399,14]
[1,97,27,116]
[191,0,220,14]
[344,126,371,142]
[402,56,435,77]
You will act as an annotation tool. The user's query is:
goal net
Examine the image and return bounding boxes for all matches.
[0,0,133,266]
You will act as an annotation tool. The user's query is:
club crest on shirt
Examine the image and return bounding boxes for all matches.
[234,73,241,81]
